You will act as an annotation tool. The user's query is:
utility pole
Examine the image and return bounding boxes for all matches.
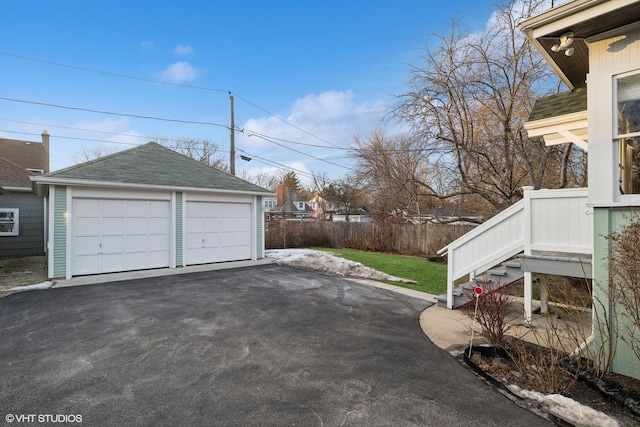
[229,92,236,175]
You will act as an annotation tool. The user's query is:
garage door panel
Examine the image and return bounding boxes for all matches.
[186,232,203,249]
[75,199,100,216]
[204,217,219,229]
[235,230,251,245]
[73,254,101,275]
[186,202,202,217]
[203,202,219,217]
[126,217,147,234]
[102,253,125,273]
[149,217,169,233]
[220,217,234,229]
[149,200,169,217]
[102,235,124,253]
[75,217,99,236]
[126,235,147,252]
[126,252,147,270]
[74,235,100,255]
[126,200,146,216]
[102,200,124,216]
[149,234,169,250]
[102,217,125,236]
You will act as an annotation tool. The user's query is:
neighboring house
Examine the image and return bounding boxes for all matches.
[264,182,314,221]
[440,0,640,380]
[31,142,273,279]
[0,132,50,256]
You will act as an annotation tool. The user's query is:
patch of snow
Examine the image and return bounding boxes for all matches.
[9,281,54,291]
[265,249,416,284]
[508,384,619,427]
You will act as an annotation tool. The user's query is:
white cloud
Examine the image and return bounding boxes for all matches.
[235,89,392,181]
[173,45,194,56]
[159,61,199,83]
[238,90,387,151]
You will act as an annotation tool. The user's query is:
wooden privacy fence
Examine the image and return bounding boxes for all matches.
[265,221,475,257]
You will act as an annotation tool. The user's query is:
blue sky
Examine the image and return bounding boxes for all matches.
[1,0,501,185]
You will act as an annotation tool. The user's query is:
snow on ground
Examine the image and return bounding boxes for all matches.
[9,281,53,291]
[508,385,620,427]
[265,249,416,284]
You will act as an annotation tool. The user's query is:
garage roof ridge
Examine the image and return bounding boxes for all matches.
[32,142,272,194]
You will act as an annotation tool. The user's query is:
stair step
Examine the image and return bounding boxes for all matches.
[502,260,522,269]
[487,268,506,276]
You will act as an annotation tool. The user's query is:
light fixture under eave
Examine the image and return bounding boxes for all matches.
[551,32,575,57]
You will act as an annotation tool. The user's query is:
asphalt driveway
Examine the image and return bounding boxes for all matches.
[0,264,547,426]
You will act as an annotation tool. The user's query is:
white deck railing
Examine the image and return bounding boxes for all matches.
[438,186,591,309]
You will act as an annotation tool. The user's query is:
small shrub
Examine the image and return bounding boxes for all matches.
[461,278,516,347]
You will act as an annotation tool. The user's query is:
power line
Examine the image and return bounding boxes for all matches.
[0,118,228,148]
[0,129,141,146]
[0,96,230,129]
[245,132,353,170]
[237,148,330,181]
[0,51,229,93]
[231,93,342,148]
[239,127,350,150]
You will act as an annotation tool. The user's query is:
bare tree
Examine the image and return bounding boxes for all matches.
[239,170,279,190]
[324,178,363,222]
[393,0,573,212]
[157,137,229,172]
[72,145,117,163]
[354,130,441,217]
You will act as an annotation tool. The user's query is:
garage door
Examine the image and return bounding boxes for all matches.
[185,202,251,265]
[72,198,170,275]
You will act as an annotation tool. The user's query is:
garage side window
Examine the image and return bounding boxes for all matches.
[0,208,19,236]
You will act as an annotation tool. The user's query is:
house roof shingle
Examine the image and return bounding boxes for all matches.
[528,89,587,122]
[39,142,272,194]
[0,137,47,172]
[0,157,35,188]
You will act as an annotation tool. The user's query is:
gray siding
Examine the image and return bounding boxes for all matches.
[0,193,45,256]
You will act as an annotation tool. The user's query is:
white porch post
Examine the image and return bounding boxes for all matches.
[446,247,454,309]
[523,186,533,325]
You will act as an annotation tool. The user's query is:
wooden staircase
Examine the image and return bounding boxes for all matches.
[435,259,524,308]
[437,187,592,313]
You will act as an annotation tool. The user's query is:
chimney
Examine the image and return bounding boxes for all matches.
[276,182,286,206]
[41,130,50,173]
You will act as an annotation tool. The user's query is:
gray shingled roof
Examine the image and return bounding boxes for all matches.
[528,89,587,122]
[41,142,272,194]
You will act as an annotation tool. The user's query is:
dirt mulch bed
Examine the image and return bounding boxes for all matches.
[460,344,640,426]
[0,256,48,297]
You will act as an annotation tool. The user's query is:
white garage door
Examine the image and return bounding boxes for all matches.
[72,198,170,275]
[185,202,251,265]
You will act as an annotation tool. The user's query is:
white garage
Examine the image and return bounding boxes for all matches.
[185,201,251,265]
[32,142,273,279]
